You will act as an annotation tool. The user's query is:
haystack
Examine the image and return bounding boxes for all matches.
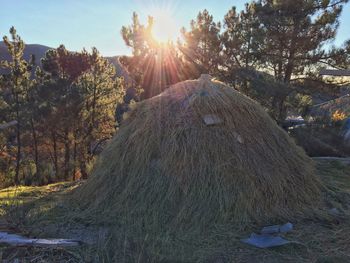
[72,74,321,259]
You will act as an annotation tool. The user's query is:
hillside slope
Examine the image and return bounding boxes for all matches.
[0,41,51,74]
[0,42,132,83]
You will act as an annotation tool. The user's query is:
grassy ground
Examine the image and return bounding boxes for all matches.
[0,182,84,262]
[0,182,77,207]
[0,160,349,262]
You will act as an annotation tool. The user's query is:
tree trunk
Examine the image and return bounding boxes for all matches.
[284,63,294,83]
[14,120,21,185]
[73,139,77,181]
[14,95,21,185]
[283,47,296,83]
[80,160,88,180]
[51,131,59,179]
[30,118,39,175]
[276,97,287,124]
[63,129,70,181]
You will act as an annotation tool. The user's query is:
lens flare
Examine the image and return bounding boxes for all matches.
[151,8,178,43]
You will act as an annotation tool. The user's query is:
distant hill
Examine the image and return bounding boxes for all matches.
[106,56,134,85]
[0,41,51,74]
[0,42,132,83]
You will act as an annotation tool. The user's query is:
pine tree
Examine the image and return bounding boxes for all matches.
[222,3,265,75]
[121,12,184,99]
[76,47,124,179]
[326,39,350,69]
[0,27,33,184]
[180,10,223,77]
[255,0,348,83]
[121,12,153,94]
[39,45,93,180]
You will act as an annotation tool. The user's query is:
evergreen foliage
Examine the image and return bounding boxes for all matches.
[0,28,124,186]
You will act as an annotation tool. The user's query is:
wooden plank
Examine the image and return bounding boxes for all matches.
[320,69,350,76]
[0,232,81,247]
[0,120,17,130]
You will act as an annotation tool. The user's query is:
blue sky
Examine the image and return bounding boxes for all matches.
[1,0,349,56]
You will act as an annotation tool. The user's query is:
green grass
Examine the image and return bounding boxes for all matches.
[0,182,75,202]
[0,182,79,216]
[0,181,84,262]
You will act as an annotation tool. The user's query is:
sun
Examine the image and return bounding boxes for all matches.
[150,8,178,43]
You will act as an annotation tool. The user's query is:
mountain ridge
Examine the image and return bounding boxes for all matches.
[0,42,130,82]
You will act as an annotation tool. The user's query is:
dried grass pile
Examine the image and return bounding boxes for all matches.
[71,74,321,261]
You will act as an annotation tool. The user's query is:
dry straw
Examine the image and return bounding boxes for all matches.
[71,74,321,260]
